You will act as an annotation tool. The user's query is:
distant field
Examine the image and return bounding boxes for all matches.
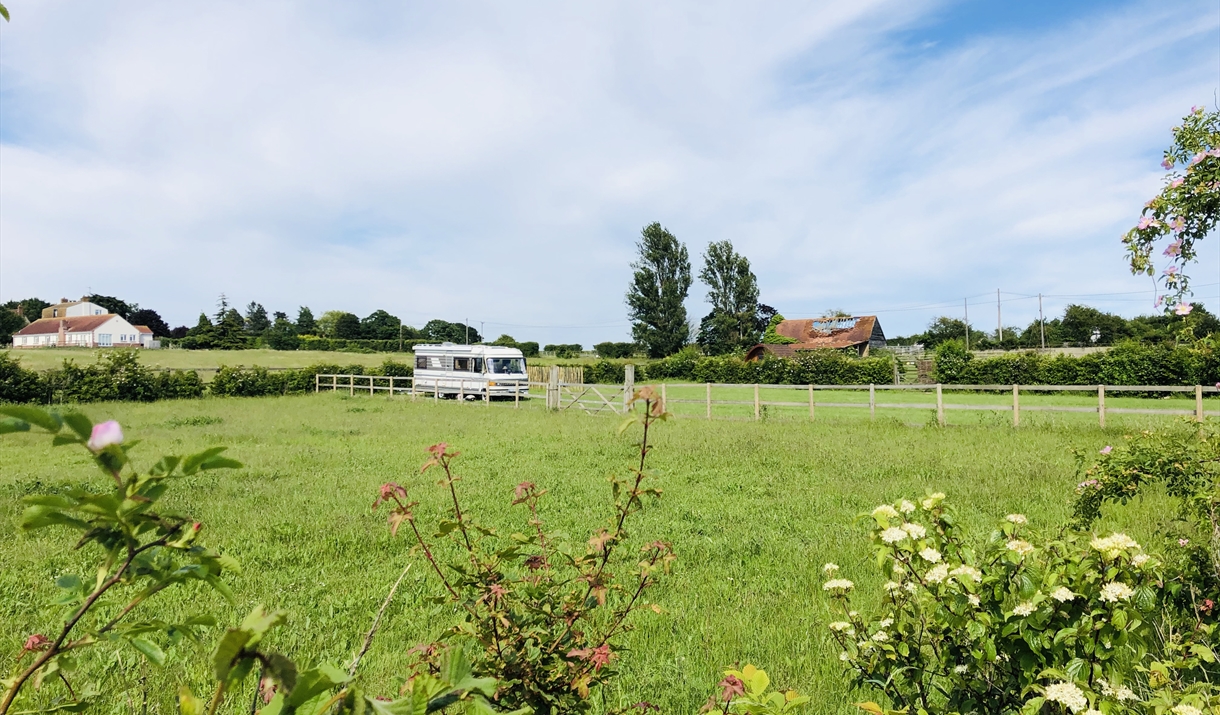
[0,391,1176,712]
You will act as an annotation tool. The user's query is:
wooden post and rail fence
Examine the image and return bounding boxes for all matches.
[315,372,1220,427]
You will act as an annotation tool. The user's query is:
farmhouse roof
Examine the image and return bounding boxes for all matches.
[135,325,153,334]
[746,316,886,360]
[15,316,115,335]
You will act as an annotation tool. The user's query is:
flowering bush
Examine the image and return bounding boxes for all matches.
[823,493,1220,714]
[375,387,675,715]
[703,665,809,715]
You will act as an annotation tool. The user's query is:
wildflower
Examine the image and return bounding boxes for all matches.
[823,579,854,593]
[717,674,745,701]
[950,565,982,582]
[872,504,899,519]
[898,500,916,514]
[1176,303,1194,316]
[901,522,927,539]
[1172,705,1203,715]
[1162,157,1175,169]
[1190,152,1208,167]
[1131,553,1150,567]
[829,621,854,633]
[1043,682,1088,713]
[871,630,888,642]
[925,564,950,584]
[1164,239,1182,255]
[22,634,49,652]
[822,563,840,575]
[87,420,124,451]
[880,527,908,544]
[1099,581,1134,602]
[904,581,919,593]
[1180,538,1190,547]
[839,652,849,662]
[954,665,968,674]
[1137,216,1158,229]
[1165,265,1179,275]
[883,581,902,593]
[878,618,893,627]
[1170,177,1185,188]
[1203,599,1215,613]
[1013,602,1036,617]
[1006,540,1034,556]
[1077,479,1099,491]
[919,547,942,563]
[921,493,946,509]
[1005,514,1027,524]
[1083,711,1103,715]
[1114,686,1136,701]
[968,594,981,607]
[1051,587,1076,602]
[1170,216,1185,232]
[1099,445,1112,455]
[1091,533,1140,559]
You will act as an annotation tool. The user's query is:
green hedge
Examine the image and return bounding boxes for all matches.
[296,336,431,353]
[0,352,414,404]
[577,349,895,385]
[933,340,1220,385]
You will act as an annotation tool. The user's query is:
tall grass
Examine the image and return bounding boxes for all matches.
[0,393,1178,712]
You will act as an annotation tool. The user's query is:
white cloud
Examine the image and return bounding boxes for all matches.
[1,0,1217,343]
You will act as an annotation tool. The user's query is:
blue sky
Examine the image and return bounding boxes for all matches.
[2,0,1218,344]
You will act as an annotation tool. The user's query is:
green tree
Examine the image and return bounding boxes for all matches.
[316,310,345,337]
[183,313,219,349]
[86,294,137,319]
[1,307,27,345]
[626,222,691,358]
[264,313,300,350]
[490,334,518,347]
[127,308,170,337]
[244,302,270,335]
[1060,304,1129,346]
[1125,106,1220,310]
[296,306,318,335]
[422,319,480,343]
[215,308,249,349]
[334,312,362,339]
[3,297,50,321]
[921,316,973,348]
[360,309,403,340]
[696,240,761,355]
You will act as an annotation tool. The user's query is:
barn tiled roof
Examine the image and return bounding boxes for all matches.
[746,316,885,360]
[15,316,115,335]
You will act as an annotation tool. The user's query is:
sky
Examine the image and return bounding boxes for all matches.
[2,0,1219,345]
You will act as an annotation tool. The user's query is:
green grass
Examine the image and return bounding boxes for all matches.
[0,393,1180,712]
[2,348,419,372]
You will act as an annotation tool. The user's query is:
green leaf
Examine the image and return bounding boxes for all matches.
[287,663,350,705]
[61,412,93,441]
[0,405,62,433]
[129,636,167,666]
[182,447,228,475]
[20,506,90,532]
[1020,697,1045,715]
[212,629,253,682]
[1191,643,1217,663]
[240,606,286,642]
[0,418,31,434]
[263,652,298,693]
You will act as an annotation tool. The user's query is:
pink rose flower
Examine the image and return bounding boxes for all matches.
[1190,152,1208,167]
[1100,445,1112,455]
[87,420,124,451]
[1175,303,1194,316]
[1164,265,1179,275]
[1169,217,1185,232]
[1164,239,1183,256]
[1180,538,1191,547]
[1162,157,1175,170]
[1170,177,1185,188]
[1137,216,1158,230]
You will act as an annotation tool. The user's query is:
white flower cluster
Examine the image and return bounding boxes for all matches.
[926,564,950,584]
[967,594,980,607]
[1051,587,1076,602]
[1005,513,1027,524]
[873,504,899,519]
[1006,539,1034,556]
[950,565,982,583]
[902,522,927,539]
[1172,705,1203,715]
[898,500,916,514]
[823,579,854,593]
[1090,533,1141,559]
[1099,581,1134,603]
[880,527,908,544]
[829,621,854,633]
[883,581,903,593]
[1131,553,1151,567]
[1013,602,1036,617]
[1043,682,1088,713]
[953,664,968,674]
[823,563,840,575]
[919,547,942,563]
[921,492,946,509]
[1099,681,1137,702]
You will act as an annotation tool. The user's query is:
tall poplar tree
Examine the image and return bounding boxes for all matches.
[626,222,691,358]
[696,240,761,354]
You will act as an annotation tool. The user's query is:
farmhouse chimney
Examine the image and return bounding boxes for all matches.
[58,320,67,347]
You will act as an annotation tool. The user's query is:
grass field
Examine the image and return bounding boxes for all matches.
[0,392,1181,712]
[2,348,420,372]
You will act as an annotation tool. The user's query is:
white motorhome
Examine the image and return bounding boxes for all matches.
[413,343,528,399]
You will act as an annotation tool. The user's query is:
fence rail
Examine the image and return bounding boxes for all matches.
[316,372,1220,428]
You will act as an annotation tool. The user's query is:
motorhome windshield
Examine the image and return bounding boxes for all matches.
[488,358,525,374]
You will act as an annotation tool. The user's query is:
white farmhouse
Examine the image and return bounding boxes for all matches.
[11,298,158,348]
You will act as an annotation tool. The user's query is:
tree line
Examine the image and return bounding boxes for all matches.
[890,303,1220,350]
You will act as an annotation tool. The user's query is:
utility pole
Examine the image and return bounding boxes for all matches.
[398,323,403,352]
[964,298,970,351]
[480,321,484,344]
[996,289,1003,344]
[1038,293,1045,350]
[465,318,469,345]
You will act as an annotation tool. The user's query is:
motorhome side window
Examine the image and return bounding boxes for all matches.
[415,356,428,369]
[473,358,484,373]
[454,357,471,371]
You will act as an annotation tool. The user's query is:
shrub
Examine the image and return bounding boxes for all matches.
[761,314,797,345]
[374,388,674,714]
[544,343,583,358]
[0,353,46,403]
[934,340,1220,385]
[585,360,626,384]
[594,342,637,359]
[822,493,1219,714]
[208,365,286,397]
[517,342,540,358]
[640,349,894,386]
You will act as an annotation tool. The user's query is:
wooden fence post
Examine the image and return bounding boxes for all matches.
[706,383,712,420]
[623,364,635,413]
[389,376,394,396]
[315,373,319,394]
[754,384,760,421]
[434,377,439,404]
[1012,384,1020,427]
[515,382,520,409]
[936,384,945,427]
[869,384,876,421]
[1098,385,1106,429]
[549,366,559,411]
[1197,385,1204,423]
[459,379,465,402]
[349,375,354,396]
[411,377,417,401]
[369,376,374,396]
[808,384,815,421]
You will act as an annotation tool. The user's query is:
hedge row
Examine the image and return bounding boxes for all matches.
[580,348,895,385]
[933,340,1220,385]
[0,352,414,404]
